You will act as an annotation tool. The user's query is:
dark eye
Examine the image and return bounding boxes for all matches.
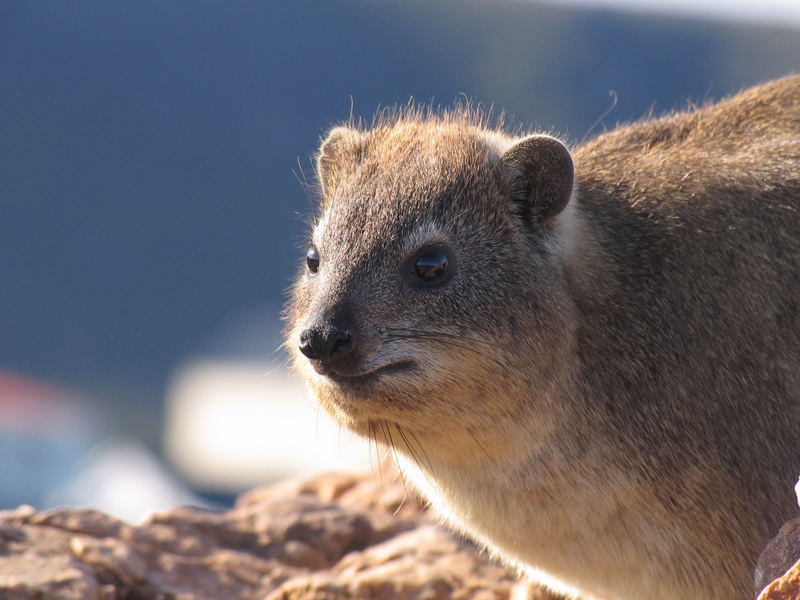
[414,249,450,282]
[306,246,320,273]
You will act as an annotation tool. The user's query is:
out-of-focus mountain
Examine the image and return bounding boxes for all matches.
[2,0,798,418]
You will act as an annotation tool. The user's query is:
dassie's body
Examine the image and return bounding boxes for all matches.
[287,76,800,599]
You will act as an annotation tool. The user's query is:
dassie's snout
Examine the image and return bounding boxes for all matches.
[298,324,354,364]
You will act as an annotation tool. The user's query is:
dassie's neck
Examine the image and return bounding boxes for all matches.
[549,187,620,311]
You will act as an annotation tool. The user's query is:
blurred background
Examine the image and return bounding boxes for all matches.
[2,0,799,522]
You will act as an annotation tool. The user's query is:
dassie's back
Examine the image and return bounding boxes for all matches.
[570,75,800,585]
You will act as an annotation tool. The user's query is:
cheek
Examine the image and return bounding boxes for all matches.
[293,281,315,313]
[285,278,317,332]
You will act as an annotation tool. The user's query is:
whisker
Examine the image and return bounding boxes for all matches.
[378,420,391,458]
[402,426,436,476]
[372,420,384,483]
[397,425,438,492]
[383,421,411,515]
[381,419,396,461]
[367,421,375,476]
[395,423,427,473]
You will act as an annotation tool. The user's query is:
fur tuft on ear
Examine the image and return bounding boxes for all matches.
[502,134,574,225]
[317,127,365,200]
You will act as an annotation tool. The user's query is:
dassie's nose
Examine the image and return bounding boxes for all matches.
[299,325,353,362]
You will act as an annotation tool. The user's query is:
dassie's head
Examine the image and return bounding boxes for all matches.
[287,112,578,462]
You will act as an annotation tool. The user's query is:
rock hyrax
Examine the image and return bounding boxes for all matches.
[286,76,800,600]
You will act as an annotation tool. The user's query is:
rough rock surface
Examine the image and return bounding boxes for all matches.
[756,517,800,597]
[757,559,800,600]
[0,472,559,600]
[755,477,800,600]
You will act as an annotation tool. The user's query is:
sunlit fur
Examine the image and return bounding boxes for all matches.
[286,76,800,600]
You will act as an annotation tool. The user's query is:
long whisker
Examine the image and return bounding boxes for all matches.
[396,424,438,493]
[369,420,385,482]
[382,419,397,464]
[384,421,411,515]
[367,420,376,477]
[396,424,421,472]
[400,425,436,476]
[381,419,411,503]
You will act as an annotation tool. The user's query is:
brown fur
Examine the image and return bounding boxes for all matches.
[286,76,800,599]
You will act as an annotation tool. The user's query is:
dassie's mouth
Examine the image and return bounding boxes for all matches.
[324,360,418,386]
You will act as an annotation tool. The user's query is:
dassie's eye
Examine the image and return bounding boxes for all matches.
[413,248,450,283]
[306,246,320,273]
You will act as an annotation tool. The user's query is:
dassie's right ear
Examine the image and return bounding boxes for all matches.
[317,127,365,200]
[501,134,574,226]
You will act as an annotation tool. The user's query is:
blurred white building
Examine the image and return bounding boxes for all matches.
[163,360,373,493]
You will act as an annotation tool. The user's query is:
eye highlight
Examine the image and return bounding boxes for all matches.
[306,246,320,273]
[409,245,454,287]
[415,251,449,280]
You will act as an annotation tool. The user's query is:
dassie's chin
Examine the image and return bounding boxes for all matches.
[301,360,423,427]
[308,383,407,439]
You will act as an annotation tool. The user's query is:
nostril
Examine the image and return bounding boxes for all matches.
[298,326,354,362]
[330,331,353,359]
[298,336,319,359]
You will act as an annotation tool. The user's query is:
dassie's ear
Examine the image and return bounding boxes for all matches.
[501,134,574,225]
[317,127,365,200]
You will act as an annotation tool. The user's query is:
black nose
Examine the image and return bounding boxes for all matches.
[298,325,354,362]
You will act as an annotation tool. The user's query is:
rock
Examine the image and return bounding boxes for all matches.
[69,536,148,585]
[266,525,516,600]
[0,472,564,600]
[31,507,128,539]
[754,477,800,599]
[756,517,800,596]
[237,470,427,518]
[757,559,800,600]
[0,553,100,600]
